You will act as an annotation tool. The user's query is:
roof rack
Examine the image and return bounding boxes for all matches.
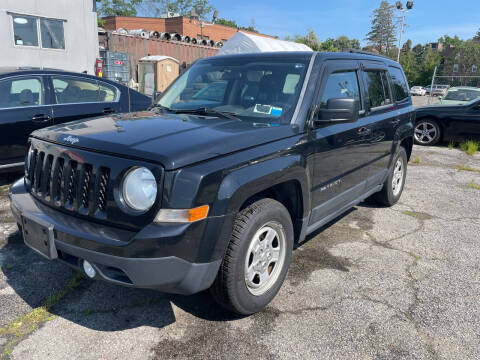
[341,49,392,60]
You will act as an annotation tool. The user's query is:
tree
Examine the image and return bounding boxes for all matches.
[365,1,397,55]
[98,0,142,17]
[285,31,360,53]
[473,28,480,42]
[334,36,361,50]
[215,18,238,28]
[285,29,321,51]
[141,0,214,20]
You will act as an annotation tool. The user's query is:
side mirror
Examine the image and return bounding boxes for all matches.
[315,98,360,125]
[152,91,163,103]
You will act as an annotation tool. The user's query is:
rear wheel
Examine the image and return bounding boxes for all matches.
[414,119,441,146]
[210,198,293,315]
[371,147,407,207]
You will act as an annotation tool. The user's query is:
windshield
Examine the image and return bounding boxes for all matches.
[158,56,310,124]
[444,88,480,101]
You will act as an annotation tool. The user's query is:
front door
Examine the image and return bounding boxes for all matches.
[448,100,480,139]
[0,75,53,167]
[308,60,374,227]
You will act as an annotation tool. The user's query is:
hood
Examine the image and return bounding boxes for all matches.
[31,111,297,170]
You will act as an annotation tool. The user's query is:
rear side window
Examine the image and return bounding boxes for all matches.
[0,77,44,108]
[53,76,118,104]
[320,70,361,108]
[389,67,409,102]
[98,82,117,102]
[365,70,392,108]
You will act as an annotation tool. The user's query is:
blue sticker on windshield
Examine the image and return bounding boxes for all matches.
[271,107,283,116]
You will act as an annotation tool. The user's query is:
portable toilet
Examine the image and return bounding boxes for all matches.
[138,56,180,96]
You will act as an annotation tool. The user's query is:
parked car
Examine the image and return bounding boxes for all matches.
[414,98,480,145]
[410,86,426,96]
[0,68,152,172]
[432,85,450,97]
[424,85,432,95]
[439,86,480,105]
[9,51,414,315]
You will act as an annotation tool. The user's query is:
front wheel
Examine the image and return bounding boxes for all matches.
[210,198,293,315]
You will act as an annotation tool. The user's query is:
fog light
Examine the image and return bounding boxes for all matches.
[83,260,96,278]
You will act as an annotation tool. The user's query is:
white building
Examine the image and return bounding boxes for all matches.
[0,0,99,74]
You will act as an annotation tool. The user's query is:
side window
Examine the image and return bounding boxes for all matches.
[98,82,118,102]
[320,70,361,108]
[52,76,99,104]
[12,15,38,46]
[364,70,392,108]
[40,19,65,49]
[0,77,44,108]
[389,67,409,102]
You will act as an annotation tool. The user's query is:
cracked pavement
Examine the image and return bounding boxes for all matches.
[1,145,479,359]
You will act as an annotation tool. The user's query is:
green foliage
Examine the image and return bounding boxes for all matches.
[365,1,397,55]
[474,28,480,42]
[285,30,360,52]
[98,0,141,17]
[215,18,238,28]
[459,140,479,155]
[141,0,214,20]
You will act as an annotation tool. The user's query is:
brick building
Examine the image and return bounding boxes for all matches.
[102,16,276,43]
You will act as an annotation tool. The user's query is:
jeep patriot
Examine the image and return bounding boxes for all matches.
[9,51,414,314]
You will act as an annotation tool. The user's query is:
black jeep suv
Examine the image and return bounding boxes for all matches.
[9,51,414,314]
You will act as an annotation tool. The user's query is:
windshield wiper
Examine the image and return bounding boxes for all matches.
[148,104,172,112]
[173,107,241,121]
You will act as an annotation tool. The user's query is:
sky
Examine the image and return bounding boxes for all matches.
[203,0,480,46]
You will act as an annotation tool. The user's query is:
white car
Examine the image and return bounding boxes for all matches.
[410,86,426,96]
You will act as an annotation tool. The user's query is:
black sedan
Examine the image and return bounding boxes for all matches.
[414,98,480,145]
[0,68,152,172]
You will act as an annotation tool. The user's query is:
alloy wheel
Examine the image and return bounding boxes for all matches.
[414,121,438,145]
[244,221,286,296]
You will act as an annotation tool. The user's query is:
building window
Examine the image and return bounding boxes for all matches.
[11,14,65,50]
[12,15,38,47]
[40,19,65,49]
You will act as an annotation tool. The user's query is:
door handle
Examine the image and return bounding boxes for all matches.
[391,118,401,126]
[31,114,52,123]
[357,127,371,136]
[103,107,115,114]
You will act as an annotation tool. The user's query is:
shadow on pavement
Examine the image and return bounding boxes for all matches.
[3,202,375,332]
[2,230,241,333]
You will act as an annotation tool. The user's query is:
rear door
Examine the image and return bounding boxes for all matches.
[308,60,374,227]
[0,75,53,167]
[49,75,122,125]
[359,62,399,188]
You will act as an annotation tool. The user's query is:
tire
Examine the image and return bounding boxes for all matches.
[371,147,408,207]
[414,119,441,146]
[210,198,293,315]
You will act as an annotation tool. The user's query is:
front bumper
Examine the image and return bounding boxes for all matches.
[9,178,222,294]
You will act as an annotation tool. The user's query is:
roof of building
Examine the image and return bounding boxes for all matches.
[217,32,312,56]
[139,55,179,63]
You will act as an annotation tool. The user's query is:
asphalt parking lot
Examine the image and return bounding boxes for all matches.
[1,145,479,359]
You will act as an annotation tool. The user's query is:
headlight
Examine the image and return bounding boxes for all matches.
[122,167,157,211]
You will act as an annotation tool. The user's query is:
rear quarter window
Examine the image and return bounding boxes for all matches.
[389,67,409,102]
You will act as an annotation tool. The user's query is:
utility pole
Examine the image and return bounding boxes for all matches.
[395,1,414,62]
